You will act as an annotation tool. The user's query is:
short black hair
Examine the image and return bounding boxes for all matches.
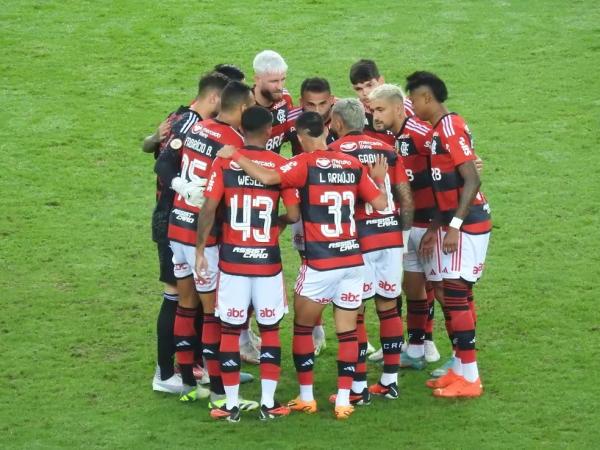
[198,72,230,97]
[405,71,448,103]
[220,81,253,112]
[349,59,380,85]
[214,63,245,82]
[241,105,273,135]
[295,111,324,138]
[300,77,331,96]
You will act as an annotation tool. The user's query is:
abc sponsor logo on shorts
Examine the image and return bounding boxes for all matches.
[340,292,361,303]
[259,308,276,318]
[174,263,189,271]
[473,263,485,275]
[378,280,397,292]
[226,308,246,319]
[314,297,334,305]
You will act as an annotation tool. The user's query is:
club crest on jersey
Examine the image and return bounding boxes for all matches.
[169,138,182,150]
[316,158,332,169]
[276,109,286,124]
[229,161,243,171]
[340,141,358,152]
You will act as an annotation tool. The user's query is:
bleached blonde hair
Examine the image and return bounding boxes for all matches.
[253,50,288,75]
[368,83,405,103]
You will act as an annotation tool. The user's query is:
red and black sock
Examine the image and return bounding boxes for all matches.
[377,305,404,374]
[202,313,225,395]
[292,323,314,386]
[407,298,428,346]
[219,323,241,388]
[173,305,198,386]
[443,280,476,364]
[337,329,358,391]
[425,283,435,341]
[355,314,368,387]
[467,286,477,325]
[259,323,281,382]
[193,304,204,366]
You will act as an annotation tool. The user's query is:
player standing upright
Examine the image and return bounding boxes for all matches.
[145,72,229,394]
[406,71,491,397]
[327,98,413,402]
[217,111,389,420]
[165,81,258,406]
[196,106,301,422]
[252,50,300,154]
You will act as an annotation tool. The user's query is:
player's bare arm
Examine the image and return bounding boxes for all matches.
[393,181,414,231]
[142,119,170,153]
[217,145,282,185]
[278,203,301,232]
[442,160,481,254]
[475,154,484,175]
[194,197,219,281]
[419,209,442,261]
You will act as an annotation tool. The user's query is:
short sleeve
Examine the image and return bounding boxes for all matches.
[276,154,308,189]
[443,118,476,167]
[204,160,225,201]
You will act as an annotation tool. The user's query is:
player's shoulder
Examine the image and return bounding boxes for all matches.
[403,97,415,116]
[325,149,363,168]
[439,113,468,139]
[282,90,294,108]
[287,106,303,122]
[405,116,432,137]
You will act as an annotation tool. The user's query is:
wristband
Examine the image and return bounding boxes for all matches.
[449,217,463,230]
[232,151,242,162]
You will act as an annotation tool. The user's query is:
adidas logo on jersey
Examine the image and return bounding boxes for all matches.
[222,359,238,368]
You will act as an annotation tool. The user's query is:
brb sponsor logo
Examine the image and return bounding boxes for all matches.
[226,308,246,319]
[340,292,361,303]
[259,308,276,319]
[473,263,485,275]
[378,280,397,293]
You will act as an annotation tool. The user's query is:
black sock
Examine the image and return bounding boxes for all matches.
[156,292,178,380]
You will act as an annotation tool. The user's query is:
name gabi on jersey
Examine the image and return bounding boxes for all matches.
[328,239,360,252]
[184,136,214,157]
[232,247,269,259]
[172,208,195,224]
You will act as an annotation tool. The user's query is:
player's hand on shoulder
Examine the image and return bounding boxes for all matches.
[217,145,237,159]
[368,154,389,181]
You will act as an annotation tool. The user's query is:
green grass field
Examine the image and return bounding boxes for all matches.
[2,0,599,448]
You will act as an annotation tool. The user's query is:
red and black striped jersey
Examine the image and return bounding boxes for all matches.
[276,150,381,270]
[168,118,244,246]
[254,89,299,153]
[430,113,491,234]
[363,97,415,146]
[204,146,299,276]
[394,117,437,227]
[329,132,409,252]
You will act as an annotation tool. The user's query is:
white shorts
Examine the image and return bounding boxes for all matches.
[295,263,364,310]
[403,226,443,282]
[215,271,288,326]
[440,230,490,283]
[291,220,305,251]
[362,247,403,299]
[170,242,219,292]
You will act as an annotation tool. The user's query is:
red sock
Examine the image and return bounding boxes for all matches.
[174,305,197,386]
[425,283,435,340]
[377,306,403,374]
[407,298,428,345]
[355,314,368,385]
[259,324,281,381]
[219,323,241,387]
[202,314,224,394]
[292,323,314,386]
[443,280,476,364]
[337,329,358,390]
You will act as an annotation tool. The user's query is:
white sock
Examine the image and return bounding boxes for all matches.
[239,329,250,346]
[224,384,239,410]
[407,344,425,358]
[462,362,479,382]
[299,384,314,402]
[351,380,367,393]
[335,388,350,407]
[313,325,325,340]
[261,379,277,408]
[380,372,397,386]
[452,356,463,376]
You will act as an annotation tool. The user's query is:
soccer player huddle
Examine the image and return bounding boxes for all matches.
[142,51,492,422]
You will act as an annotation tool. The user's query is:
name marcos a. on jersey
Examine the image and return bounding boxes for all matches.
[168,118,244,246]
[276,150,381,270]
[329,132,409,252]
[204,146,300,276]
[429,113,492,234]
[394,116,437,227]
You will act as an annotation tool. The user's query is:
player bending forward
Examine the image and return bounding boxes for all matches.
[217,111,389,420]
